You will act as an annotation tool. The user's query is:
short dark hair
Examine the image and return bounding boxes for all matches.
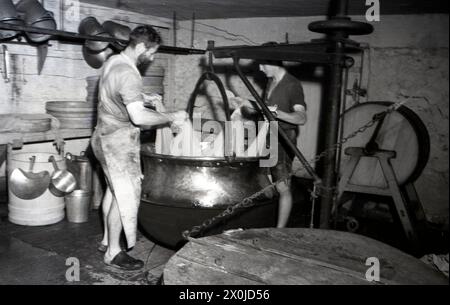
[256,41,283,67]
[128,25,162,49]
[257,59,284,67]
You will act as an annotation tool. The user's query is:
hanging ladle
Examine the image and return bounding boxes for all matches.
[48,155,76,197]
[9,155,50,200]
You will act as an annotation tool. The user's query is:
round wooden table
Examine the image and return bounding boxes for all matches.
[163,228,447,285]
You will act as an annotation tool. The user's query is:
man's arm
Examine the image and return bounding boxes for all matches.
[118,68,187,127]
[230,97,258,111]
[276,104,307,125]
[276,82,307,126]
[126,101,185,127]
[237,99,306,125]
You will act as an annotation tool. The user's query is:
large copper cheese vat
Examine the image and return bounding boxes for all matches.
[138,150,278,248]
[138,71,278,248]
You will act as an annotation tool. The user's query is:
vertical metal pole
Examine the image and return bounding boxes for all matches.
[319,46,345,229]
[319,0,348,228]
[335,0,348,17]
[191,12,196,48]
[60,0,65,32]
[172,11,177,47]
[334,62,349,183]
[207,40,215,73]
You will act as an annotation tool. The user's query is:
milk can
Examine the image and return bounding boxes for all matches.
[65,151,93,192]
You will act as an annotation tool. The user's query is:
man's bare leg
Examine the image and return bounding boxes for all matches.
[276,181,292,228]
[100,187,113,248]
[104,197,123,262]
[102,194,144,270]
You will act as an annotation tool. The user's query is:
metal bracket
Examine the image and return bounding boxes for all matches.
[345,79,366,102]
[10,138,24,149]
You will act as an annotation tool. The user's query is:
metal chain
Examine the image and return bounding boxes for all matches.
[309,183,319,229]
[182,100,408,240]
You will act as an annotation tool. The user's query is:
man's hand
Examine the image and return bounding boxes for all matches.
[167,110,189,134]
[241,105,259,119]
[143,93,163,109]
[268,105,278,117]
[168,110,189,122]
[229,96,249,109]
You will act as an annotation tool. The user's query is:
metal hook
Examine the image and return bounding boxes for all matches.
[206,40,215,79]
[22,58,27,84]
[2,45,10,83]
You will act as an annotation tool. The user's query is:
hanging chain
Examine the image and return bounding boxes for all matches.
[309,183,319,229]
[182,100,409,240]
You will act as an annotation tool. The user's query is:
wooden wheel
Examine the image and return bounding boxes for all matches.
[339,102,430,187]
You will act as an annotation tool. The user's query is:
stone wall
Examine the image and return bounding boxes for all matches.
[368,47,448,222]
[171,14,449,223]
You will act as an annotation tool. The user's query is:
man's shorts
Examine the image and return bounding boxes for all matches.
[269,128,297,186]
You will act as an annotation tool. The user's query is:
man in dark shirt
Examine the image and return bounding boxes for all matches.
[264,60,306,227]
[235,59,307,227]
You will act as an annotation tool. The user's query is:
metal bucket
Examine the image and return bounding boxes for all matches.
[48,155,77,197]
[78,16,110,52]
[65,152,93,192]
[7,152,66,226]
[82,45,113,69]
[139,151,278,248]
[86,75,100,103]
[65,190,91,223]
[15,0,56,42]
[102,20,130,49]
[0,0,24,39]
[16,0,50,23]
[0,0,19,20]
[26,15,56,42]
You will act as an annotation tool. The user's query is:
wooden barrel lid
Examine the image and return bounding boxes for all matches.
[0,113,52,133]
[56,117,97,129]
[142,76,165,86]
[163,228,447,285]
[46,101,96,109]
[45,102,97,116]
[142,86,164,95]
[46,110,96,118]
[144,66,165,77]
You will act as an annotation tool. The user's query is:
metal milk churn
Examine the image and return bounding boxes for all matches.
[65,152,93,192]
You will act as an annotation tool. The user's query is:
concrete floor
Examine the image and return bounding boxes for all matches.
[0,179,447,285]
[0,205,174,285]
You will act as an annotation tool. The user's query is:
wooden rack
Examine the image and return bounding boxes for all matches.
[0,128,93,147]
[0,22,206,55]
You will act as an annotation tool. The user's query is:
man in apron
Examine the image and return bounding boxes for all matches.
[91,25,187,270]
